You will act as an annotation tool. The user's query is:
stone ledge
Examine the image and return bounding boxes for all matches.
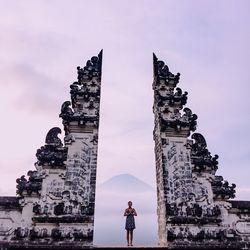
[0,196,21,210]
[229,200,250,211]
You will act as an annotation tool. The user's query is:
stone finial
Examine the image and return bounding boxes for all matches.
[77,50,103,82]
[36,127,67,166]
[16,171,42,196]
[212,175,236,200]
[191,133,219,173]
[45,127,63,146]
[153,53,180,86]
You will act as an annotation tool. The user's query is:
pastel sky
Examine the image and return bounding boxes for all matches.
[0,0,249,203]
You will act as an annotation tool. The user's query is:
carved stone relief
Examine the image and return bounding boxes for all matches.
[153,54,250,249]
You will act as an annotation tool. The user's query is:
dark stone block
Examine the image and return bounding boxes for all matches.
[0,196,21,210]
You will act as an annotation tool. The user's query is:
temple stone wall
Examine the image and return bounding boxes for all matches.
[152,54,250,249]
[0,52,250,249]
[0,208,21,241]
[0,51,102,248]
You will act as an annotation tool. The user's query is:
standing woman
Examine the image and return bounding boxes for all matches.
[124,201,137,246]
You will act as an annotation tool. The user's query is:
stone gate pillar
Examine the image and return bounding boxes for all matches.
[0,51,103,248]
[59,50,103,245]
[152,54,240,248]
[152,53,197,245]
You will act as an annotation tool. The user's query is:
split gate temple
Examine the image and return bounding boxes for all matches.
[0,51,250,249]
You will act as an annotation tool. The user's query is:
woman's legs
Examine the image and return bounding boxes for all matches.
[126,229,134,246]
[126,230,130,246]
[130,229,133,246]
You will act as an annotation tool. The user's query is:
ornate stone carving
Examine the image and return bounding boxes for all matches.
[59,101,74,121]
[16,171,42,196]
[153,54,197,136]
[32,202,41,215]
[59,51,102,136]
[14,227,29,239]
[191,133,219,173]
[2,52,250,249]
[36,127,68,166]
[77,50,102,82]
[157,87,188,107]
[167,227,240,243]
[152,55,249,248]
[212,176,236,199]
[153,53,180,86]
[0,52,101,248]
[160,107,197,132]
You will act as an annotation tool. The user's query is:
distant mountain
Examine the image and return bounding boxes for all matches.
[99,174,154,193]
[95,174,158,245]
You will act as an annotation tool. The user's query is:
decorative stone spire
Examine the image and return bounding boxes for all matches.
[57,50,103,244]
[60,50,103,135]
[153,54,239,248]
[153,54,197,137]
[191,133,219,174]
[0,51,103,248]
[153,53,180,85]
[77,49,102,82]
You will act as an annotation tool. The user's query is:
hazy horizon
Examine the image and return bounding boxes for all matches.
[95,173,158,246]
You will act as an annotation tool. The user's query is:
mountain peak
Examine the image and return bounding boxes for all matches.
[99,173,154,193]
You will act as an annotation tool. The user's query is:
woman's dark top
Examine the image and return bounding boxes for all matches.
[125,208,136,230]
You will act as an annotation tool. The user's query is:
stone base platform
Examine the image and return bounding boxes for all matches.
[0,244,245,250]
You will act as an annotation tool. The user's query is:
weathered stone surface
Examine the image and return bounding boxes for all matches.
[0,51,102,248]
[0,197,20,210]
[152,54,250,249]
[36,127,68,167]
[0,52,249,249]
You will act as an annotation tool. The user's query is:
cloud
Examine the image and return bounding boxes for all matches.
[0,63,63,113]
[0,2,249,246]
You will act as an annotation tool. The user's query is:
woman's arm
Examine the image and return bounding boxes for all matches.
[133,209,137,216]
[124,209,129,216]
